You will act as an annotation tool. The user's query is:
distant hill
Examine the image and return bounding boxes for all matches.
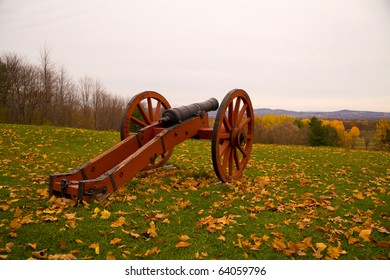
[209,108,389,120]
[253,109,390,120]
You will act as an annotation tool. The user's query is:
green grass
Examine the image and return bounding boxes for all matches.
[0,124,389,260]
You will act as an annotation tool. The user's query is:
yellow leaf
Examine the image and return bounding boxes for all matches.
[0,204,10,211]
[89,243,100,255]
[110,238,122,245]
[326,242,346,260]
[146,221,158,238]
[64,213,77,219]
[175,241,191,248]
[106,252,116,260]
[75,239,84,244]
[27,243,37,249]
[100,209,111,220]
[94,207,100,214]
[316,242,327,252]
[359,229,372,242]
[111,216,127,228]
[348,236,360,245]
[353,192,364,200]
[42,215,58,222]
[218,235,226,242]
[179,235,190,241]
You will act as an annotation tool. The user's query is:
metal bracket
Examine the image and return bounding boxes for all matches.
[60,179,69,196]
[83,186,107,196]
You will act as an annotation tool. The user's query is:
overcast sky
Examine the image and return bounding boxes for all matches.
[1,0,389,111]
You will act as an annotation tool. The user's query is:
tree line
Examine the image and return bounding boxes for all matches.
[253,114,390,151]
[1,49,389,150]
[0,49,125,130]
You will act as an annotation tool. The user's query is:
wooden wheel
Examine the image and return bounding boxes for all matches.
[121,91,171,139]
[212,89,254,182]
[120,91,172,170]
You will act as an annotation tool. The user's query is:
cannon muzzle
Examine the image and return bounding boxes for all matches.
[161,98,219,127]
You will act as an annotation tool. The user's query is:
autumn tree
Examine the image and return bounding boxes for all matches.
[376,118,390,150]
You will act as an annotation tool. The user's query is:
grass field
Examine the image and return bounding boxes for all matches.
[0,124,389,260]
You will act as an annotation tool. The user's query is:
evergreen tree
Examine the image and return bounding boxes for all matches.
[308,116,339,146]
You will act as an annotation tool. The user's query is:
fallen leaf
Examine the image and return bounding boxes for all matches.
[218,235,226,242]
[348,236,360,245]
[111,216,127,228]
[60,239,66,249]
[179,235,191,241]
[100,209,111,220]
[326,242,346,260]
[376,241,390,247]
[359,229,372,242]
[110,238,122,245]
[32,249,48,259]
[146,221,158,238]
[175,241,191,248]
[27,243,37,249]
[89,243,100,255]
[48,253,77,260]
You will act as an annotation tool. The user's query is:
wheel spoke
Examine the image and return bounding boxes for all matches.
[222,145,231,173]
[239,116,251,129]
[238,143,249,159]
[237,103,248,125]
[228,102,234,126]
[130,116,147,128]
[229,147,234,176]
[222,115,232,132]
[154,101,162,120]
[219,140,230,157]
[233,147,241,172]
[147,97,154,122]
[137,103,151,125]
[233,97,241,125]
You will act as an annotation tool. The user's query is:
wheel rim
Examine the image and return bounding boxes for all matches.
[120,91,171,139]
[212,89,254,182]
[120,91,172,170]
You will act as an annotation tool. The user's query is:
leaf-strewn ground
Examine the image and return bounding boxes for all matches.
[0,124,389,260]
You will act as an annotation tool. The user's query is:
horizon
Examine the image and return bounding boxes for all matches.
[254,107,390,113]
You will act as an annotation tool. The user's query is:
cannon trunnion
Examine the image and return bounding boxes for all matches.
[49,89,254,200]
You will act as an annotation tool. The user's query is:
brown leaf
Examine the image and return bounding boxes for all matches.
[48,253,77,260]
[42,215,58,222]
[376,241,390,248]
[60,239,67,249]
[32,249,48,259]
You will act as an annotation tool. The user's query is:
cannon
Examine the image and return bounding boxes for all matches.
[49,89,254,200]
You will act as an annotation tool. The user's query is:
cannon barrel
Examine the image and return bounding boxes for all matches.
[161,98,219,127]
